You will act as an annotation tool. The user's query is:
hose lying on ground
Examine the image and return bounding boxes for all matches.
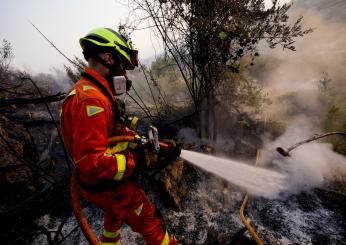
[239,149,264,245]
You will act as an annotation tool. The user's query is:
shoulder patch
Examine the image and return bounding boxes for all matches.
[86,105,104,117]
[83,85,96,91]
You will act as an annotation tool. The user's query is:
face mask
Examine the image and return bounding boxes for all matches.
[113,76,127,95]
[113,76,132,95]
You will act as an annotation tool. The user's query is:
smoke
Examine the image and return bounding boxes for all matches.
[252,0,346,123]
[32,67,73,93]
[49,67,73,92]
[177,127,200,144]
[251,0,346,196]
[260,126,346,196]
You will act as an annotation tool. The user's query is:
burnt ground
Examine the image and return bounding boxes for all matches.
[1,123,345,245]
[157,169,346,245]
[27,164,346,245]
[0,181,71,245]
[0,136,72,245]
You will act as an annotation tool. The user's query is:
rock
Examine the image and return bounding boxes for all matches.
[157,158,188,210]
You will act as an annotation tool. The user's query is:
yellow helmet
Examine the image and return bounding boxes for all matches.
[80,27,138,70]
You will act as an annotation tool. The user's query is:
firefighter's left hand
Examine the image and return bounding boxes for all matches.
[159,140,181,163]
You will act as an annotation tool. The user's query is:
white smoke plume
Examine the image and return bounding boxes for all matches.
[260,126,346,197]
[252,0,346,197]
[253,2,346,94]
[251,0,346,126]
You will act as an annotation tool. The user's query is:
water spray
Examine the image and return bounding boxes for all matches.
[180,149,287,198]
[277,132,346,157]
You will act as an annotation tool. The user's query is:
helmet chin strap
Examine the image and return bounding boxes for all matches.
[92,54,121,94]
[94,54,132,94]
[105,54,133,93]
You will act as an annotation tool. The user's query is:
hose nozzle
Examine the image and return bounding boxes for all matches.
[276,147,290,157]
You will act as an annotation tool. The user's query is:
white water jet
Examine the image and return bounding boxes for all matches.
[180,150,288,198]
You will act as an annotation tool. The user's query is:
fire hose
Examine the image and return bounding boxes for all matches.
[71,168,100,245]
[70,135,135,245]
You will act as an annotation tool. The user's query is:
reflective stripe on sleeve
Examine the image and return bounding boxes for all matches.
[113,154,126,181]
[105,142,129,155]
[113,142,129,153]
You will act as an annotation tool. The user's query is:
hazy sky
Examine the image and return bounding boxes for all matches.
[0,0,289,74]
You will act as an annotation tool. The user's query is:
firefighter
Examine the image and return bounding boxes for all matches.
[60,27,180,245]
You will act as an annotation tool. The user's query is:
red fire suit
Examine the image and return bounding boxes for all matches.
[60,67,177,245]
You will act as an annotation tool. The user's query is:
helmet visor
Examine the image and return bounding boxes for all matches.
[115,42,138,70]
[130,50,139,68]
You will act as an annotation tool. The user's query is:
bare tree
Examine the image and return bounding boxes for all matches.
[0,39,14,74]
[131,0,312,140]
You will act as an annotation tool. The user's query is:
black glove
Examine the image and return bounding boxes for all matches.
[133,140,181,171]
[159,140,181,164]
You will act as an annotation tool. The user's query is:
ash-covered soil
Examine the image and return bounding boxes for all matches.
[30,165,346,245]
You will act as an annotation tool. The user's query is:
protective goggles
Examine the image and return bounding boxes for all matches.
[116,42,139,70]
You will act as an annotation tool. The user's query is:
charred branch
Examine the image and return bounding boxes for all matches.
[22,120,59,127]
[0,92,66,107]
